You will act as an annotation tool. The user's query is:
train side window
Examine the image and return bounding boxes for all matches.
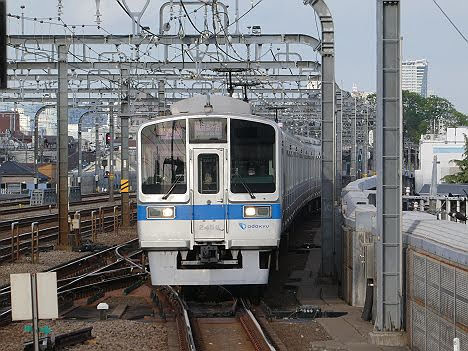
[198,154,219,194]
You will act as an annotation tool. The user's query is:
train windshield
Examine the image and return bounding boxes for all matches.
[230,119,276,193]
[140,120,187,195]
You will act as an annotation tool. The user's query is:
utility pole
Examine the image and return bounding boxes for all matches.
[335,86,343,286]
[363,105,369,177]
[0,0,7,89]
[33,106,53,189]
[57,44,69,249]
[109,104,114,202]
[95,122,100,193]
[375,0,403,337]
[78,123,82,191]
[305,0,336,279]
[158,79,165,116]
[77,110,93,193]
[350,96,357,181]
[120,69,130,228]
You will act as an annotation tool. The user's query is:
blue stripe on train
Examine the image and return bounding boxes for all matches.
[137,204,281,220]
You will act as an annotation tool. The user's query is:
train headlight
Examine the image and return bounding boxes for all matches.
[147,206,175,219]
[243,206,271,218]
[244,207,257,217]
[162,207,174,218]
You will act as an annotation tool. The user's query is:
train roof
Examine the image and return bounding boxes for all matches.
[170,95,252,116]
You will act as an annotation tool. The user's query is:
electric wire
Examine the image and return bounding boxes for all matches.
[432,0,468,46]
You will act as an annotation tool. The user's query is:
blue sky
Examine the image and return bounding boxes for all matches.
[7,0,468,113]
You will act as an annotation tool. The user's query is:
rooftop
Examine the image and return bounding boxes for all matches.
[0,161,48,180]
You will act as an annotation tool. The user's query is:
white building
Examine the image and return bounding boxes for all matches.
[351,84,373,99]
[17,108,32,135]
[402,59,429,97]
[38,108,57,136]
[415,127,468,192]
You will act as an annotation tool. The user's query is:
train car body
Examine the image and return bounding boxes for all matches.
[137,96,320,285]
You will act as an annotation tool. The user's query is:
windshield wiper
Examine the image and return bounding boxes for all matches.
[234,173,256,199]
[162,174,183,200]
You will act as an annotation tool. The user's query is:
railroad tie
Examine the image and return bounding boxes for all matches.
[108,303,128,319]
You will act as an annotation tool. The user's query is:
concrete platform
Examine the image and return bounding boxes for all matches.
[287,218,409,350]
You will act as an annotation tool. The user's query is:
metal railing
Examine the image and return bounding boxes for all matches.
[31,222,39,263]
[10,222,19,261]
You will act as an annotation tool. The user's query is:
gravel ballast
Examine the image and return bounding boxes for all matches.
[270,320,332,351]
[93,227,137,246]
[0,319,168,351]
[0,250,86,286]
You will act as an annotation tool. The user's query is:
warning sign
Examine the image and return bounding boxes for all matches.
[120,179,129,193]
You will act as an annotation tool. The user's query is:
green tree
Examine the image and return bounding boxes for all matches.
[363,91,467,143]
[443,137,468,184]
[402,91,428,142]
[402,91,468,143]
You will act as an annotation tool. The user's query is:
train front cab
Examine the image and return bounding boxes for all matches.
[137,115,281,285]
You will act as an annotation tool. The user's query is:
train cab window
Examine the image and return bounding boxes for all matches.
[230,119,276,193]
[198,154,219,194]
[189,118,227,143]
[140,120,187,195]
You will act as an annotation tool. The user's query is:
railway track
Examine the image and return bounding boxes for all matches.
[0,208,137,263]
[0,204,125,232]
[0,192,113,209]
[0,193,136,217]
[0,238,147,326]
[160,288,276,351]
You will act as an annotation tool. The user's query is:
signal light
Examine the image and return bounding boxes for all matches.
[105,132,111,145]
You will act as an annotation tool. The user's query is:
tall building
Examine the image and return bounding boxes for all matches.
[402,59,429,97]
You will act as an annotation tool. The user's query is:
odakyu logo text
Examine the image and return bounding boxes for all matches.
[239,223,270,230]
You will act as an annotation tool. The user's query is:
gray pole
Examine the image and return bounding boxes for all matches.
[363,105,369,176]
[350,97,357,181]
[95,122,100,192]
[121,69,130,227]
[407,144,411,172]
[77,110,93,193]
[33,106,52,189]
[30,273,39,351]
[305,0,336,278]
[429,155,438,212]
[335,88,343,196]
[78,121,82,189]
[109,104,115,202]
[376,0,402,332]
[430,155,438,196]
[334,86,343,286]
[158,79,165,116]
[57,44,69,249]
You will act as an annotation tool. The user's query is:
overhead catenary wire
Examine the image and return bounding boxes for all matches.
[432,0,468,46]
[4,0,316,119]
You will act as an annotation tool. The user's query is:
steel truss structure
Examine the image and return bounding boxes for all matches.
[1,0,376,292]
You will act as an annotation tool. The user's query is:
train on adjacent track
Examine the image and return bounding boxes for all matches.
[137,95,321,285]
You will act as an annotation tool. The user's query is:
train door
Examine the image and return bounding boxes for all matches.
[192,148,225,241]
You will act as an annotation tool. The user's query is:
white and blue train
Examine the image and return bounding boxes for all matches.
[137,95,321,285]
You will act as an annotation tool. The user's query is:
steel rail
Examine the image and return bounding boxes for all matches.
[0,194,129,216]
[0,203,131,232]
[0,212,137,263]
[0,239,143,325]
[162,286,196,351]
[238,298,276,351]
